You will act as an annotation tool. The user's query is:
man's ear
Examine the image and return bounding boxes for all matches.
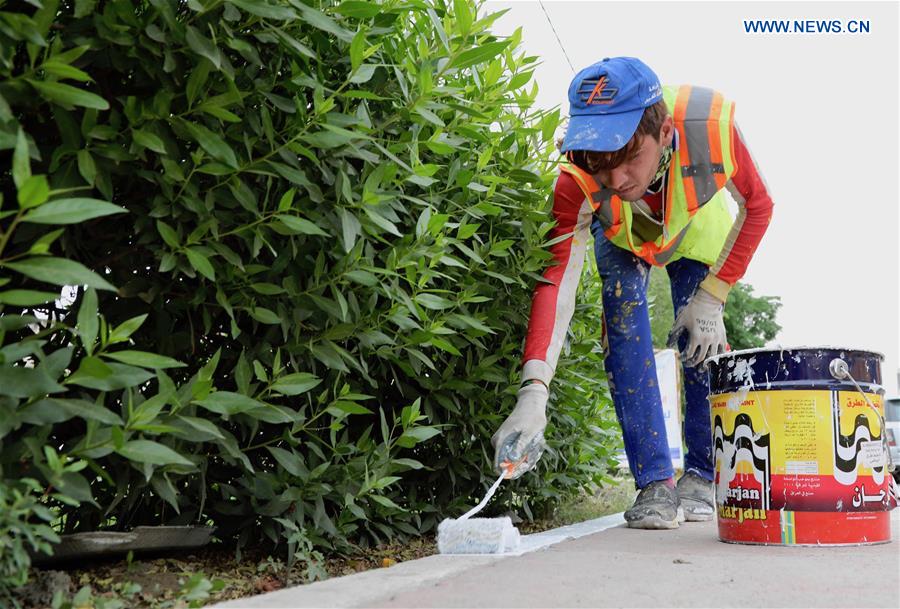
[660,115,675,146]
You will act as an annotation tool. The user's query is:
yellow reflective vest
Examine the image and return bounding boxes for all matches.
[560,85,737,266]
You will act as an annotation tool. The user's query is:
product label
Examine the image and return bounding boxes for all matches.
[712,389,889,513]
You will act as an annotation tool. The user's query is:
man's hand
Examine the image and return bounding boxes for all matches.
[491,383,548,479]
[667,286,727,367]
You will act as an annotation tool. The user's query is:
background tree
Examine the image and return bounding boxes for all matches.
[648,267,782,350]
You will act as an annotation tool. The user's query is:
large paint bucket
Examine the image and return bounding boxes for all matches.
[707,347,894,545]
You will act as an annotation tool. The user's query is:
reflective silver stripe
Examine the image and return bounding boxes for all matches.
[682,87,719,204]
[684,86,714,121]
[682,163,724,177]
[593,188,616,228]
[652,225,691,265]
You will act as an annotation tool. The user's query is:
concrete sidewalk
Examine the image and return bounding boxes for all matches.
[214,510,900,608]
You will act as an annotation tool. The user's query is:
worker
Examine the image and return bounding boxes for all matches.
[491,57,773,529]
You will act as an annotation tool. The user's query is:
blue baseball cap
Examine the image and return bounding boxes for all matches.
[560,57,663,153]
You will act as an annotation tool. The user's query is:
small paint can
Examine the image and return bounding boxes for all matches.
[706,347,895,545]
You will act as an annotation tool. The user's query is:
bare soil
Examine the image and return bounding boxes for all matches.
[18,477,635,608]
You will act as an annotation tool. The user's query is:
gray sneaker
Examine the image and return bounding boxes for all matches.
[677,472,715,521]
[624,480,684,530]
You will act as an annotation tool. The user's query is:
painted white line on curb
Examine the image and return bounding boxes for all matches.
[444,511,626,557]
[515,511,626,554]
[210,513,626,608]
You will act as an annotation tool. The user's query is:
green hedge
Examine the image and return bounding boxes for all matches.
[0,0,620,594]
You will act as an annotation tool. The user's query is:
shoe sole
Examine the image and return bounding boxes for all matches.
[625,517,679,530]
[681,499,714,522]
[625,507,684,530]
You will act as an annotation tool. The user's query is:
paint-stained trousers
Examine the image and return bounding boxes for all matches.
[591,216,714,488]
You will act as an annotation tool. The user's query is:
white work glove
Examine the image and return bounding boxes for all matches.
[667,286,727,368]
[491,383,548,479]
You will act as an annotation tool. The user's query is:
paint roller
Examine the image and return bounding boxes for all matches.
[436,457,528,555]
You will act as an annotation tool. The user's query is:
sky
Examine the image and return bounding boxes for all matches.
[484,0,900,395]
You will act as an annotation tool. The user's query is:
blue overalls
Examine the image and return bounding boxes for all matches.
[590,215,715,487]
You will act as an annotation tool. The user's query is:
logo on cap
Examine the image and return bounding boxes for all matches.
[578,75,618,105]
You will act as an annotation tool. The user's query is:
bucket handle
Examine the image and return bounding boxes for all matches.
[829,358,898,503]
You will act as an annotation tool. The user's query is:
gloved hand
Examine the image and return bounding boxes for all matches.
[667,286,727,368]
[491,383,548,479]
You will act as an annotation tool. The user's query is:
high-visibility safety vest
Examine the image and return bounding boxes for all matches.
[560,85,737,267]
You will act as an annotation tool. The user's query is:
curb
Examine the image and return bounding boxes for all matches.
[211,512,625,608]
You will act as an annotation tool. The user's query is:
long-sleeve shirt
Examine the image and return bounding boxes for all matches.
[520,123,774,387]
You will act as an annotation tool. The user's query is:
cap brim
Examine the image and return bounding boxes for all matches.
[560,108,644,153]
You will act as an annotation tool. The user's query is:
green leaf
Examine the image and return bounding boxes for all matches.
[415,293,454,310]
[0,290,59,306]
[117,440,195,467]
[424,139,455,154]
[392,458,424,470]
[75,355,113,380]
[175,415,225,441]
[277,188,295,211]
[303,129,355,149]
[327,400,372,416]
[133,129,167,153]
[184,121,238,168]
[194,391,266,416]
[55,398,123,426]
[369,495,405,511]
[333,1,382,19]
[23,198,126,225]
[76,150,96,185]
[0,366,66,398]
[17,175,50,209]
[57,472,95,505]
[49,45,90,65]
[250,282,285,295]
[449,40,511,70]
[77,288,98,355]
[130,392,169,426]
[349,64,376,84]
[289,0,354,41]
[430,336,461,356]
[344,269,378,287]
[186,248,216,281]
[150,474,180,513]
[248,307,281,324]
[363,207,402,237]
[185,60,210,107]
[184,26,221,69]
[454,0,473,36]
[509,70,534,90]
[74,0,98,18]
[396,426,441,448]
[67,362,155,391]
[271,372,322,395]
[102,350,185,369]
[27,228,65,255]
[413,106,445,127]
[349,28,366,71]
[275,214,329,236]
[157,220,180,248]
[108,314,147,344]
[12,129,31,189]
[267,447,306,477]
[6,258,116,291]
[426,7,450,54]
[41,60,92,82]
[340,208,361,253]
[229,0,297,19]
[28,79,109,109]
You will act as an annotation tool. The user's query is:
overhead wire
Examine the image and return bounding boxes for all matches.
[538,0,576,74]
